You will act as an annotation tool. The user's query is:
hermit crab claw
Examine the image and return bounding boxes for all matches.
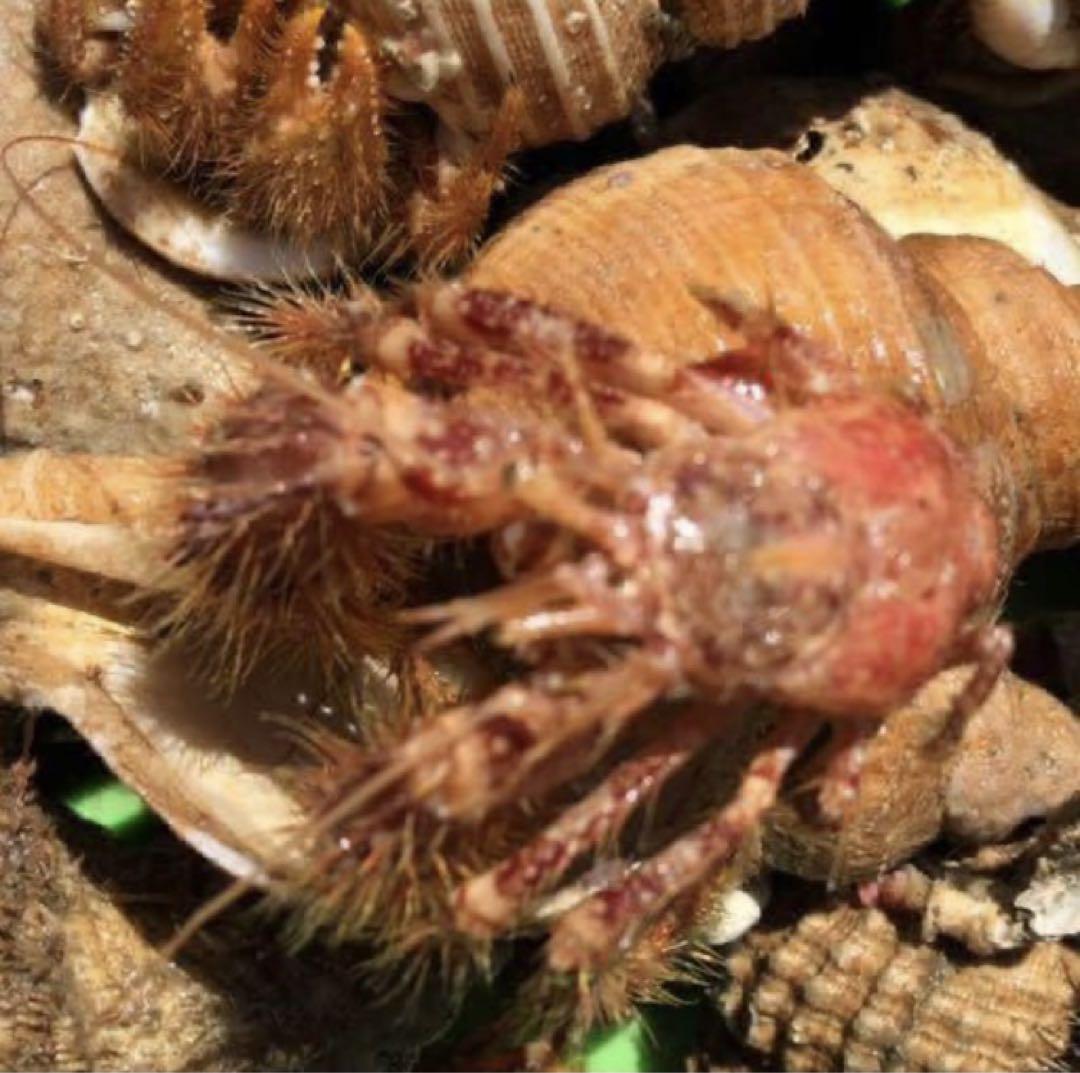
[75,96,336,282]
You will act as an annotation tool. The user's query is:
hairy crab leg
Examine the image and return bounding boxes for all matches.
[357,299,709,450]
[407,552,651,651]
[454,704,721,937]
[185,374,620,539]
[254,285,825,447]
[401,651,676,822]
[310,649,675,847]
[402,89,525,268]
[546,714,822,972]
[398,285,763,437]
[420,285,852,428]
[807,721,880,828]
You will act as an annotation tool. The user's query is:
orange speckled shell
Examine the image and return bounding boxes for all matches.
[722,905,1079,1072]
[469,146,1080,561]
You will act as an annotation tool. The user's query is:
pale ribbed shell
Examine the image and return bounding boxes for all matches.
[360,0,667,145]
[675,0,808,46]
[722,906,1079,1072]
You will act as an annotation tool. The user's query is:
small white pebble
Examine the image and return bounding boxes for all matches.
[68,312,86,331]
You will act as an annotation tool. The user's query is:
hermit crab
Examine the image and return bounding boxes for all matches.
[33,0,807,277]
[5,140,1079,1022]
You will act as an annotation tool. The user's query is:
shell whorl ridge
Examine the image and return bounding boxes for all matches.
[721,905,1079,1072]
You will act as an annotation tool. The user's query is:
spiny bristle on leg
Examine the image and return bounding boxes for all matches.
[405,89,525,269]
[221,0,300,102]
[166,383,424,689]
[224,7,389,250]
[495,895,718,1057]
[114,0,238,172]
[232,279,383,385]
[273,724,562,1004]
[35,0,124,90]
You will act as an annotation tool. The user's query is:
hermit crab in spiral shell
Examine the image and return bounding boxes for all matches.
[34,0,807,278]
[4,144,1080,1035]
[244,279,1007,975]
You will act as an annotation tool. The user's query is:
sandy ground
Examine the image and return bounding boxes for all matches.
[0,0,246,455]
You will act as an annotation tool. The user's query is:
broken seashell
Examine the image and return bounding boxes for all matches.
[0,567,309,882]
[793,88,1080,284]
[660,84,1080,284]
[1015,804,1080,938]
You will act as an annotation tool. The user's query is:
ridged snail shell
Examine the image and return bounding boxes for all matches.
[721,904,1080,1072]
[352,0,668,145]
[355,1,809,145]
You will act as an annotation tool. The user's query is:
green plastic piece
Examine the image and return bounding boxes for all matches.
[582,1017,653,1073]
[64,777,156,839]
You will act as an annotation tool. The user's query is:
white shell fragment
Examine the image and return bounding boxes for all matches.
[696,883,768,946]
[1016,876,1080,937]
[76,96,335,282]
[796,89,1080,285]
[1015,810,1080,938]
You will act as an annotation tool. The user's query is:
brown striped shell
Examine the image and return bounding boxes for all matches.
[353,0,667,145]
[355,1,810,145]
[720,904,1080,1072]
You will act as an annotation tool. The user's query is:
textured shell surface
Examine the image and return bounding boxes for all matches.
[354,0,668,144]
[721,904,1080,1072]
[677,0,808,46]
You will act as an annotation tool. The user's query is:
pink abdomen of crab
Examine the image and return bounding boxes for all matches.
[663,395,1000,718]
[768,398,1001,715]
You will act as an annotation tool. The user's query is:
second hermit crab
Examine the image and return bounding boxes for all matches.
[35,0,807,277]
